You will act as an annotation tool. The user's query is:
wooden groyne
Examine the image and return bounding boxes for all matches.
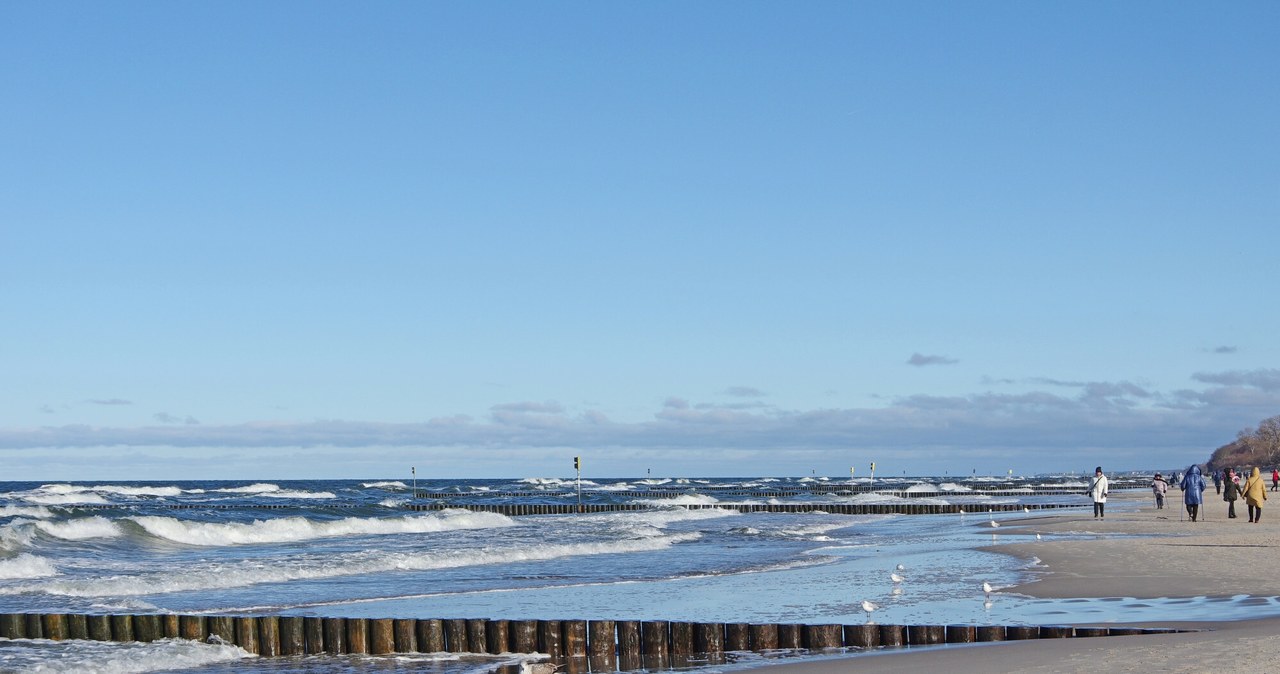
[405,502,1086,515]
[0,612,1186,665]
[415,488,1090,500]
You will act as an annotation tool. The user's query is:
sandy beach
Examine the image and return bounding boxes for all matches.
[750,489,1280,673]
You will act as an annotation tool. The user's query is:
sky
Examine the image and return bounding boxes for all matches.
[2,1,1278,481]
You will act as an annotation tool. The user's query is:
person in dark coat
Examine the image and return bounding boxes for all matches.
[1212,469,1223,495]
[1181,465,1207,522]
[1222,468,1241,518]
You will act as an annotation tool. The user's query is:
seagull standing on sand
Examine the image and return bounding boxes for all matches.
[521,662,563,674]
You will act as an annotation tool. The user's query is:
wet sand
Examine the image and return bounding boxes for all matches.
[748,488,1280,673]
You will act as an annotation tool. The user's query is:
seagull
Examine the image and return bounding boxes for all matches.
[982,582,994,597]
[1023,507,1031,513]
[988,519,1000,528]
[862,599,879,614]
[1036,533,1043,540]
[520,662,563,674]
[890,572,904,583]
[896,563,905,571]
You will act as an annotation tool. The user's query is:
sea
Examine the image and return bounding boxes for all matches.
[2,474,1277,673]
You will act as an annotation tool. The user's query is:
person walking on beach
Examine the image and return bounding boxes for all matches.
[1150,473,1168,509]
[1242,466,1268,523]
[1212,469,1223,495]
[1271,468,1278,492]
[1181,465,1206,522]
[1089,466,1109,518]
[1223,468,1241,518]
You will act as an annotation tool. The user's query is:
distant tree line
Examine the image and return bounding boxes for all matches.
[1207,414,1280,472]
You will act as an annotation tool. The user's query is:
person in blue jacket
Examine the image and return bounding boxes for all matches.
[1181,465,1207,522]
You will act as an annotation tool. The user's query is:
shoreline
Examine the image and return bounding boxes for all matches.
[745,489,1280,673]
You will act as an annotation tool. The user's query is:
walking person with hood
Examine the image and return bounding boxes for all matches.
[1089,466,1109,519]
[1223,468,1241,518]
[1243,466,1268,523]
[1181,465,1207,522]
[1151,473,1169,509]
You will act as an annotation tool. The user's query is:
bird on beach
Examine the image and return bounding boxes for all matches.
[890,572,904,583]
[1036,533,1042,540]
[896,563,905,571]
[520,662,563,674]
[982,582,994,597]
[862,599,879,614]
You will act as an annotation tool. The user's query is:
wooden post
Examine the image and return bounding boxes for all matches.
[537,620,563,658]
[1006,625,1038,640]
[695,622,725,654]
[617,620,642,671]
[0,614,23,639]
[878,625,905,647]
[975,625,1006,641]
[641,620,669,668]
[236,617,260,654]
[68,614,89,640]
[563,620,587,658]
[133,614,161,642]
[416,619,445,653]
[510,620,537,654]
[778,624,802,649]
[1039,625,1072,639]
[844,623,879,649]
[208,616,235,645]
[258,616,281,657]
[670,622,694,656]
[87,614,112,641]
[179,615,205,641]
[346,618,369,654]
[466,619,488,654]
[41,614,69,641]
[323,617,346,654]
[370,618,395,654]
[304,617,325,654]
[445,619,468,653]
[945,624,975,643]
[907,625,944,645]
[749,623,779,651]
[803,624,842,649]
[109,615,132,642]
[393,619,418,653]
[1076,627,1109,638]
[280,617,305,655]
[588,620,617,669]
[25,614,44,639]
[485,619,509,654]
[725,623,750,652]
[160,614,179,639]
[1107,627,1144,636]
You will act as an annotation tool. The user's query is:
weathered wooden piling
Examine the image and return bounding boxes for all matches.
[179,615,205,642]
[538,619,563,657]
[133,614,161,643]
[975,625,1006,641]
[1076,627,1110,638]
[907,624,944,645]
[87,614,112,641]
[418,618,445,653]
[486,619,510,655]
[323,617,346,654]
[25,613,44,639]
[945,624,975,643]
[1107,627,1145,636]
[208,616,235,645]
[1006,625,1039,640]
[878,624,906,647]
[280,616,305,655]
[68,613,89,640]
[108,614,130,642]
[844,623,879,648]
[369,618,395,654]
[0,614,23,639]
[696,622,725,654]
[670,621,694,655]
[444,618,468,653]
[466,618,488,654]
[1039,625,1073,638]
[589,620,617,668]
[563,620,587,658]
[803,624,842,650]
[778,624,803,649]
[304,617,325,654]
[255,616,279,657]
[391,621,417,654]
[41,613,68,641]
[510,619,537,654]
[725,622,750,651]
[641,621,669,665]
[750,622,780,650]
[236,617,260,653]
[346,618,369,654]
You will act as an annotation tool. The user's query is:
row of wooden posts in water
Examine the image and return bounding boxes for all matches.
[405,502,1084,515]
[0,613,1183,666]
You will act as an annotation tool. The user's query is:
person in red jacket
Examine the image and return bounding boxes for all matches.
[1271,468,1278,492]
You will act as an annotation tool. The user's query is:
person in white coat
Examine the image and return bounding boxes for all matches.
[1089,466,1109,518]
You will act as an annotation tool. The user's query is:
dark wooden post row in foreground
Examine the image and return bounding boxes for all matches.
[0,612,1188,659]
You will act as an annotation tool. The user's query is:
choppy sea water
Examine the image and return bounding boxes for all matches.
[1,475,1275,673]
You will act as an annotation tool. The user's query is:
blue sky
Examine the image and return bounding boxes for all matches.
[2,1,1277,480]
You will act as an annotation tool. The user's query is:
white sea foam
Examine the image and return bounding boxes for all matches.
[0,636,251,673]
[27,531,702,597]
[904,483,938,493]
[938,483,973,492]
[635,494,720,506]
[0,552,59,579]
[363,481,409,489]
[36,516,123,541]
[23,491,111,505]
[214,483,282,494]
[0,505,55,519]
[129,510,514,546]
